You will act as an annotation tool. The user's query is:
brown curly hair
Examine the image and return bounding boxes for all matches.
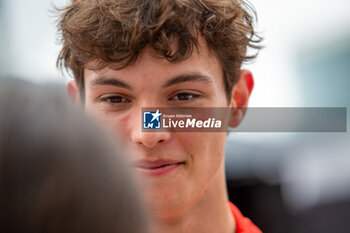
[56,0,262,101]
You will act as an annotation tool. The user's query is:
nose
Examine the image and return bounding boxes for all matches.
[131,130,171,149]
[130,109,171,149]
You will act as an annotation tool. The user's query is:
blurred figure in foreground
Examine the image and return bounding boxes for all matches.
[0,78,148,233]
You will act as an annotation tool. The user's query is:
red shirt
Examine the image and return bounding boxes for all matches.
[229,202,262,233]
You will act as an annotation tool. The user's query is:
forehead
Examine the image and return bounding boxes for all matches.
[85,40,224,88]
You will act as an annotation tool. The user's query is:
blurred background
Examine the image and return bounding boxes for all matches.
[1,0,349,232]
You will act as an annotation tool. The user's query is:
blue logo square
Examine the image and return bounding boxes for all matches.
[143,110,161,129]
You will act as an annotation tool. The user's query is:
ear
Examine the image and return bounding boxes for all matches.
[66,80,81,107]
[229,70,254,128]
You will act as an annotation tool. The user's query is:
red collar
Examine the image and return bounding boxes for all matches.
[229,202,262,233]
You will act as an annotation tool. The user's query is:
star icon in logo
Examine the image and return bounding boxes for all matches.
[151,109,161,122]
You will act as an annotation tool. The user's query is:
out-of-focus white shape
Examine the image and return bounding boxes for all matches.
[5,0,71,83]
[231,0,350,143]
[247,0,350,108]
[280,134,350,212]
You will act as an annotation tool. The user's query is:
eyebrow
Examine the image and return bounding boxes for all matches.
[90,76,132,90]
[162,73,213,88]
[90,72,213,90]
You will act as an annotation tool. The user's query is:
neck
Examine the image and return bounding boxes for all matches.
[149,161,235,233]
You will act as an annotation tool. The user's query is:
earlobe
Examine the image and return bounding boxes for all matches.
[229,70,254,128]
[66,80,81,107]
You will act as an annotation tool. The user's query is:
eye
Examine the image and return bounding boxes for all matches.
[169,92,200,101]
[100,95,130,104]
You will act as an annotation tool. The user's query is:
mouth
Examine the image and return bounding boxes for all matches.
[132,160,185,177]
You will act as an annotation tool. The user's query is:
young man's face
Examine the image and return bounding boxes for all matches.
[73,41,252,218]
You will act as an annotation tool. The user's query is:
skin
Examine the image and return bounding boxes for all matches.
[67,40,253,233]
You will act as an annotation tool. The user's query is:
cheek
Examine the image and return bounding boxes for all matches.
[180,132,226,175]
[85,103,133,142]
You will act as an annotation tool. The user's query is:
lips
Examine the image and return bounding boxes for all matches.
[132,160,184,176]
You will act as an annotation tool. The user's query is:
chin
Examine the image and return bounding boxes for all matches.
[146,198,187,219]
[143,186,191,219]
